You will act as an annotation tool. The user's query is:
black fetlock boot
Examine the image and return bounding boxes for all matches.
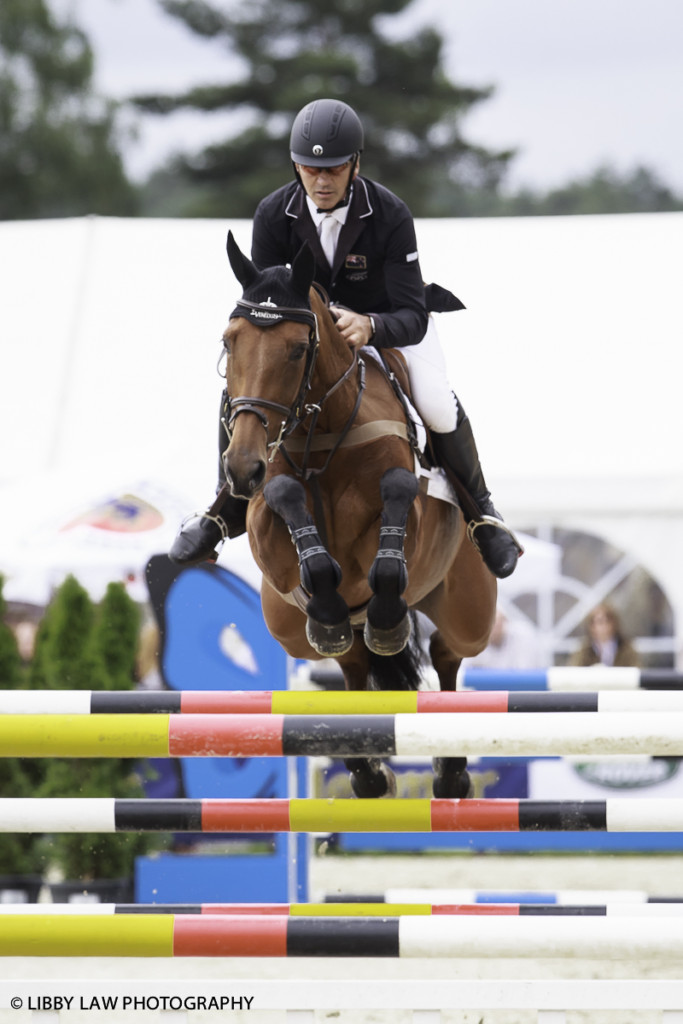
[430,404,522,580]
[169,390,248,566]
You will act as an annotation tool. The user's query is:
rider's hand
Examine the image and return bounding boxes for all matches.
[331,307,374,351]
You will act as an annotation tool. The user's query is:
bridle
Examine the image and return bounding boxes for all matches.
[223,296,366,481]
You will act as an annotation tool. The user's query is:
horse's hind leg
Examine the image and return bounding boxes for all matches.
[344,756,397,798]
[340,637,397,799]
[264,475,352,657]
[429,628,472,798]
[429,628,461,692]
[364,467,418,656]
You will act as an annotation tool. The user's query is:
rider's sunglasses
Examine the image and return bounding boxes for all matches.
[298,161,351,177]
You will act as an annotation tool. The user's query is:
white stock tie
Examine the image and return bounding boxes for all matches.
[319,213,340,267]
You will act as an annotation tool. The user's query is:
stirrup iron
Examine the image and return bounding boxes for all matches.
[180,508,230,541]
[466,515,524,556]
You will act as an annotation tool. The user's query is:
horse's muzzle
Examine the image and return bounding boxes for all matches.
[225,453,267,499]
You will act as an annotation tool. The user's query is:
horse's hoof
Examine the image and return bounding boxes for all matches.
[432,757,473,798]
[306,616,353,657]
[349,762,397,799]
[363,614,411,656]
[432,772,472,798]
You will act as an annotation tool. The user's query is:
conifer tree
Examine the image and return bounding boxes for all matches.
[136,0,513,216]
[0,576,47,879]
[34,576,164,883]
[0,575,22,687]
[27,594,54,690]
[40,575,105,691]
[93,582,141,691]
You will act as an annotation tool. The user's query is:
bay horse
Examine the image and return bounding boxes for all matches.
[221,232,496,798]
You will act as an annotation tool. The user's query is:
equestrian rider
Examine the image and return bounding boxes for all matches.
[170,98,521,579]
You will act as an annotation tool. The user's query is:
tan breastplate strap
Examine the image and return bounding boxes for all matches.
[284,419,409,453]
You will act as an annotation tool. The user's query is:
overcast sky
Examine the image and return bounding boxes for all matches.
[61,0,683,192]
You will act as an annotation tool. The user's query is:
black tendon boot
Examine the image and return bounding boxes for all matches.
[430,407,522,579]
[169,391,248,566]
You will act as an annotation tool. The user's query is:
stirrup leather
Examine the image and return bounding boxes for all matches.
[466,515,525,556]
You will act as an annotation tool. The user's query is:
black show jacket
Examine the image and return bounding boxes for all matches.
[251,176,430,350]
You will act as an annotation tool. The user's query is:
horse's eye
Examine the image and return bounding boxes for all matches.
[289,344,308,362]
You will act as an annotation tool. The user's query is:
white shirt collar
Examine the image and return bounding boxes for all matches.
[305,194,351,225]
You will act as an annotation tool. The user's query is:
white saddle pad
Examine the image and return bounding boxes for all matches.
[363,346,458,510]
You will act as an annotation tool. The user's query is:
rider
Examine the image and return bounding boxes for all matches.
[170,98,521,579]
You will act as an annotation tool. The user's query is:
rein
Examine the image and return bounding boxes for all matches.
[279,353,365,481]
[225,294,367,482]
[225,287,420,553]
[225,297,321,453]
[225,292,415,546]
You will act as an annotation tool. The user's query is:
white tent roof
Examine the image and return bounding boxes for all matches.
[1,212,681,604]
[418,213,683,509]
[2,212,680,500]
[0,216,254,501]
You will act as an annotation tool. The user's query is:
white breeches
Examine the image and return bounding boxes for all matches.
[401,318,458,433]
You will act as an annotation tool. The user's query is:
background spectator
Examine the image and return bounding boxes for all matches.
[569,602,641,667]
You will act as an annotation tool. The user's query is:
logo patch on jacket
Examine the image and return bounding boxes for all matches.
[345,254,367,269]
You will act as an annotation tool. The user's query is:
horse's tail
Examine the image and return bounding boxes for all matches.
[366,612,424,691]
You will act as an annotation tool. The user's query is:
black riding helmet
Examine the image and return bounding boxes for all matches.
[290,98,364,166]
[290,99,363,206]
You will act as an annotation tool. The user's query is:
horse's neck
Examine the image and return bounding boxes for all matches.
[308,294,358,416]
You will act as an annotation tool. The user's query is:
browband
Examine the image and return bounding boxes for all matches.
[230,297,318,331]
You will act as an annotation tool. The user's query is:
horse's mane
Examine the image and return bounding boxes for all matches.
[309,279,332,322]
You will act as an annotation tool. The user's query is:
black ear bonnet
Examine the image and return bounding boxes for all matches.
[226,230,317,329]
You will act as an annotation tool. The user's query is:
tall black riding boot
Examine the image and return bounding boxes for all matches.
[169,390,248,566]
[430,405,522,579]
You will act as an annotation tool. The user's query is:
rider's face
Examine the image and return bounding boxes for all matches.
[296,159,359,210]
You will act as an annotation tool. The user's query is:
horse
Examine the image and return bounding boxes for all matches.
[221,232,497,798]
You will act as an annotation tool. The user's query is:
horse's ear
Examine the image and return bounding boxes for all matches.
[226,230,258,288]
[290,241,316,297]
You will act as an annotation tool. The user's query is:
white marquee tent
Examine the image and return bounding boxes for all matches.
[0,214,680,659]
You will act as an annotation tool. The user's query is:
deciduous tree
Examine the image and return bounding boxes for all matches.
[0,0,138,218]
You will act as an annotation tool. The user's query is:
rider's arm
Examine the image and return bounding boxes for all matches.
[365,209,429,350]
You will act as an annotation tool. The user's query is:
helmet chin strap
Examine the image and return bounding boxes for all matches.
[328,153,359,210]
[322,186,353,213]
[338,153,359,208]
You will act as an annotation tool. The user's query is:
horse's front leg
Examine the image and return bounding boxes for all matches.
[364,467,418,656]
[264,475,352,657]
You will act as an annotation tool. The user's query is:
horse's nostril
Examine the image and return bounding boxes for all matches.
[250,461,267,492]
[226,457,267,499]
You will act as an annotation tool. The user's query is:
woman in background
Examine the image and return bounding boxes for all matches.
[570,602,641,667]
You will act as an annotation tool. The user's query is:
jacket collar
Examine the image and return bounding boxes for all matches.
[285,178,374,276]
